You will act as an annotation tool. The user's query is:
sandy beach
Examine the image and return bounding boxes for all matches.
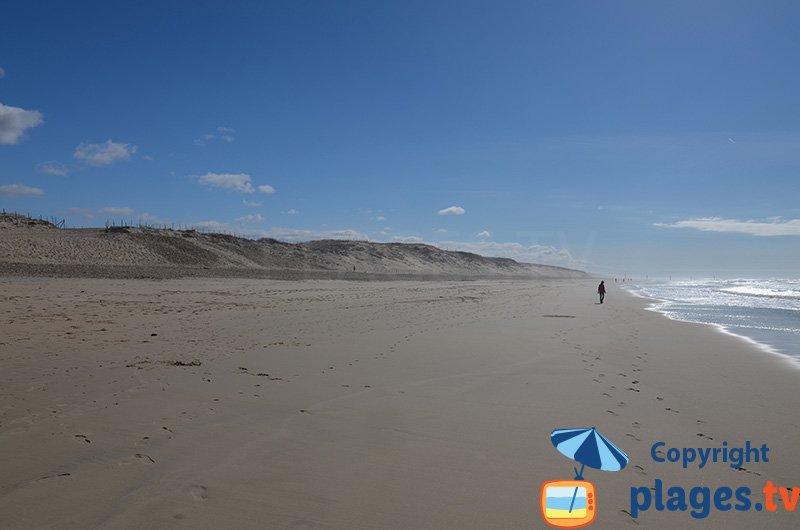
[1,276,799,529]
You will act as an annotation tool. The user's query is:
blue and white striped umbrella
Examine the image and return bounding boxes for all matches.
[551,427,629,474]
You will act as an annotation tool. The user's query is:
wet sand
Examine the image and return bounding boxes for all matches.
[1,277,798,529]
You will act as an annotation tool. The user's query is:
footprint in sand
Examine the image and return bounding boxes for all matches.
[189,485,208,501]
[607,410,619,416]
[620,509,640,524]
[696,433,714,440]
[665,407,679,413]
[633,465,647,475]
[735,467,762,477]
[602,392,612,397]
[631,421,640,429]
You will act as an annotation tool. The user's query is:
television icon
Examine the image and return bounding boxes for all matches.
[540,480,596,528]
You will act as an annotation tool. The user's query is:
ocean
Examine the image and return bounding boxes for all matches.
[625,279,800,360]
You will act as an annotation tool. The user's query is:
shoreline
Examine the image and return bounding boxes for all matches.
[1,277,799,528]
[623,284,800,369]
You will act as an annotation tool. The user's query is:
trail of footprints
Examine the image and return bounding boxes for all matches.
[579,341,760,483]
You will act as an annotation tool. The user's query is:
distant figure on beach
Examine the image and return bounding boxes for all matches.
[598,281,606,304]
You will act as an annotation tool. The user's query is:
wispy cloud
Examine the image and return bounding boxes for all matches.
[392,235,423,243]
[242,199,262,207]
[236,213,264,223]
[38,161,69,176]
[434,239,580,267]
[100,206,135,216]
[138,212,165,224]
[195,172,276,194]
[437,206,465,216]
[74,139,137,166]
[655,217,800,237]
[269,227,368,242]
[190,220,229,231]
[0,184,44,197]
[285,208,300,215]
[0,67,5,79]
[0,103,44,144]
[476,230,491,238]
[194,126,236,145]
[196,172,255,193]
[67,207,95,219]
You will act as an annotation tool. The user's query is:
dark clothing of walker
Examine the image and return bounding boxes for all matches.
[598,281,606,304]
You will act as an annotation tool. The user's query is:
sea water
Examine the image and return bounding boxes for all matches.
[625,279,800,359]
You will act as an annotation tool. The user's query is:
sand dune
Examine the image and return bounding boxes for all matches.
[0,214,588,279]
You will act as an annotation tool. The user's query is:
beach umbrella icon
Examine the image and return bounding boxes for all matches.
[550,427,629,513]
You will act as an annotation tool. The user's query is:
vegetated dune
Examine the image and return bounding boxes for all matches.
[0,213,590,279]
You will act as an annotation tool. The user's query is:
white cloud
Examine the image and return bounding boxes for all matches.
[438,206,465,216]
[138,212,165,224]
[190,220,229,231]
[0,103,44,144]
[0,67,5,78]
[476,230,491,238]
[196,172,254,193]
[0,184,44,197]
[392,235,424,243]
[142,155,153,161]
[269,227,368,242]
[243,199,263,207]
[375,215,386,221]
[236,213,264,223]
[434,240,579,268]
[195,174,275,195]
[285,208,301,215]
[433,228,448,234]
[194,134,216,146]
[38,161,69,176]
[380,226,392,235]
[100,206,135,216]
[655,217,800,237]
[73,139,137,166]
[194,126,236,145]
[67,207,95,219]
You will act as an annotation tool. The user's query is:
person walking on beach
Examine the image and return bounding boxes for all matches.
[598,281,606,304]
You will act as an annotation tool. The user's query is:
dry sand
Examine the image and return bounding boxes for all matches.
[1,277,799,529]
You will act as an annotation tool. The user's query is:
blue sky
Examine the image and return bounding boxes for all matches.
[2,0,800,277]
